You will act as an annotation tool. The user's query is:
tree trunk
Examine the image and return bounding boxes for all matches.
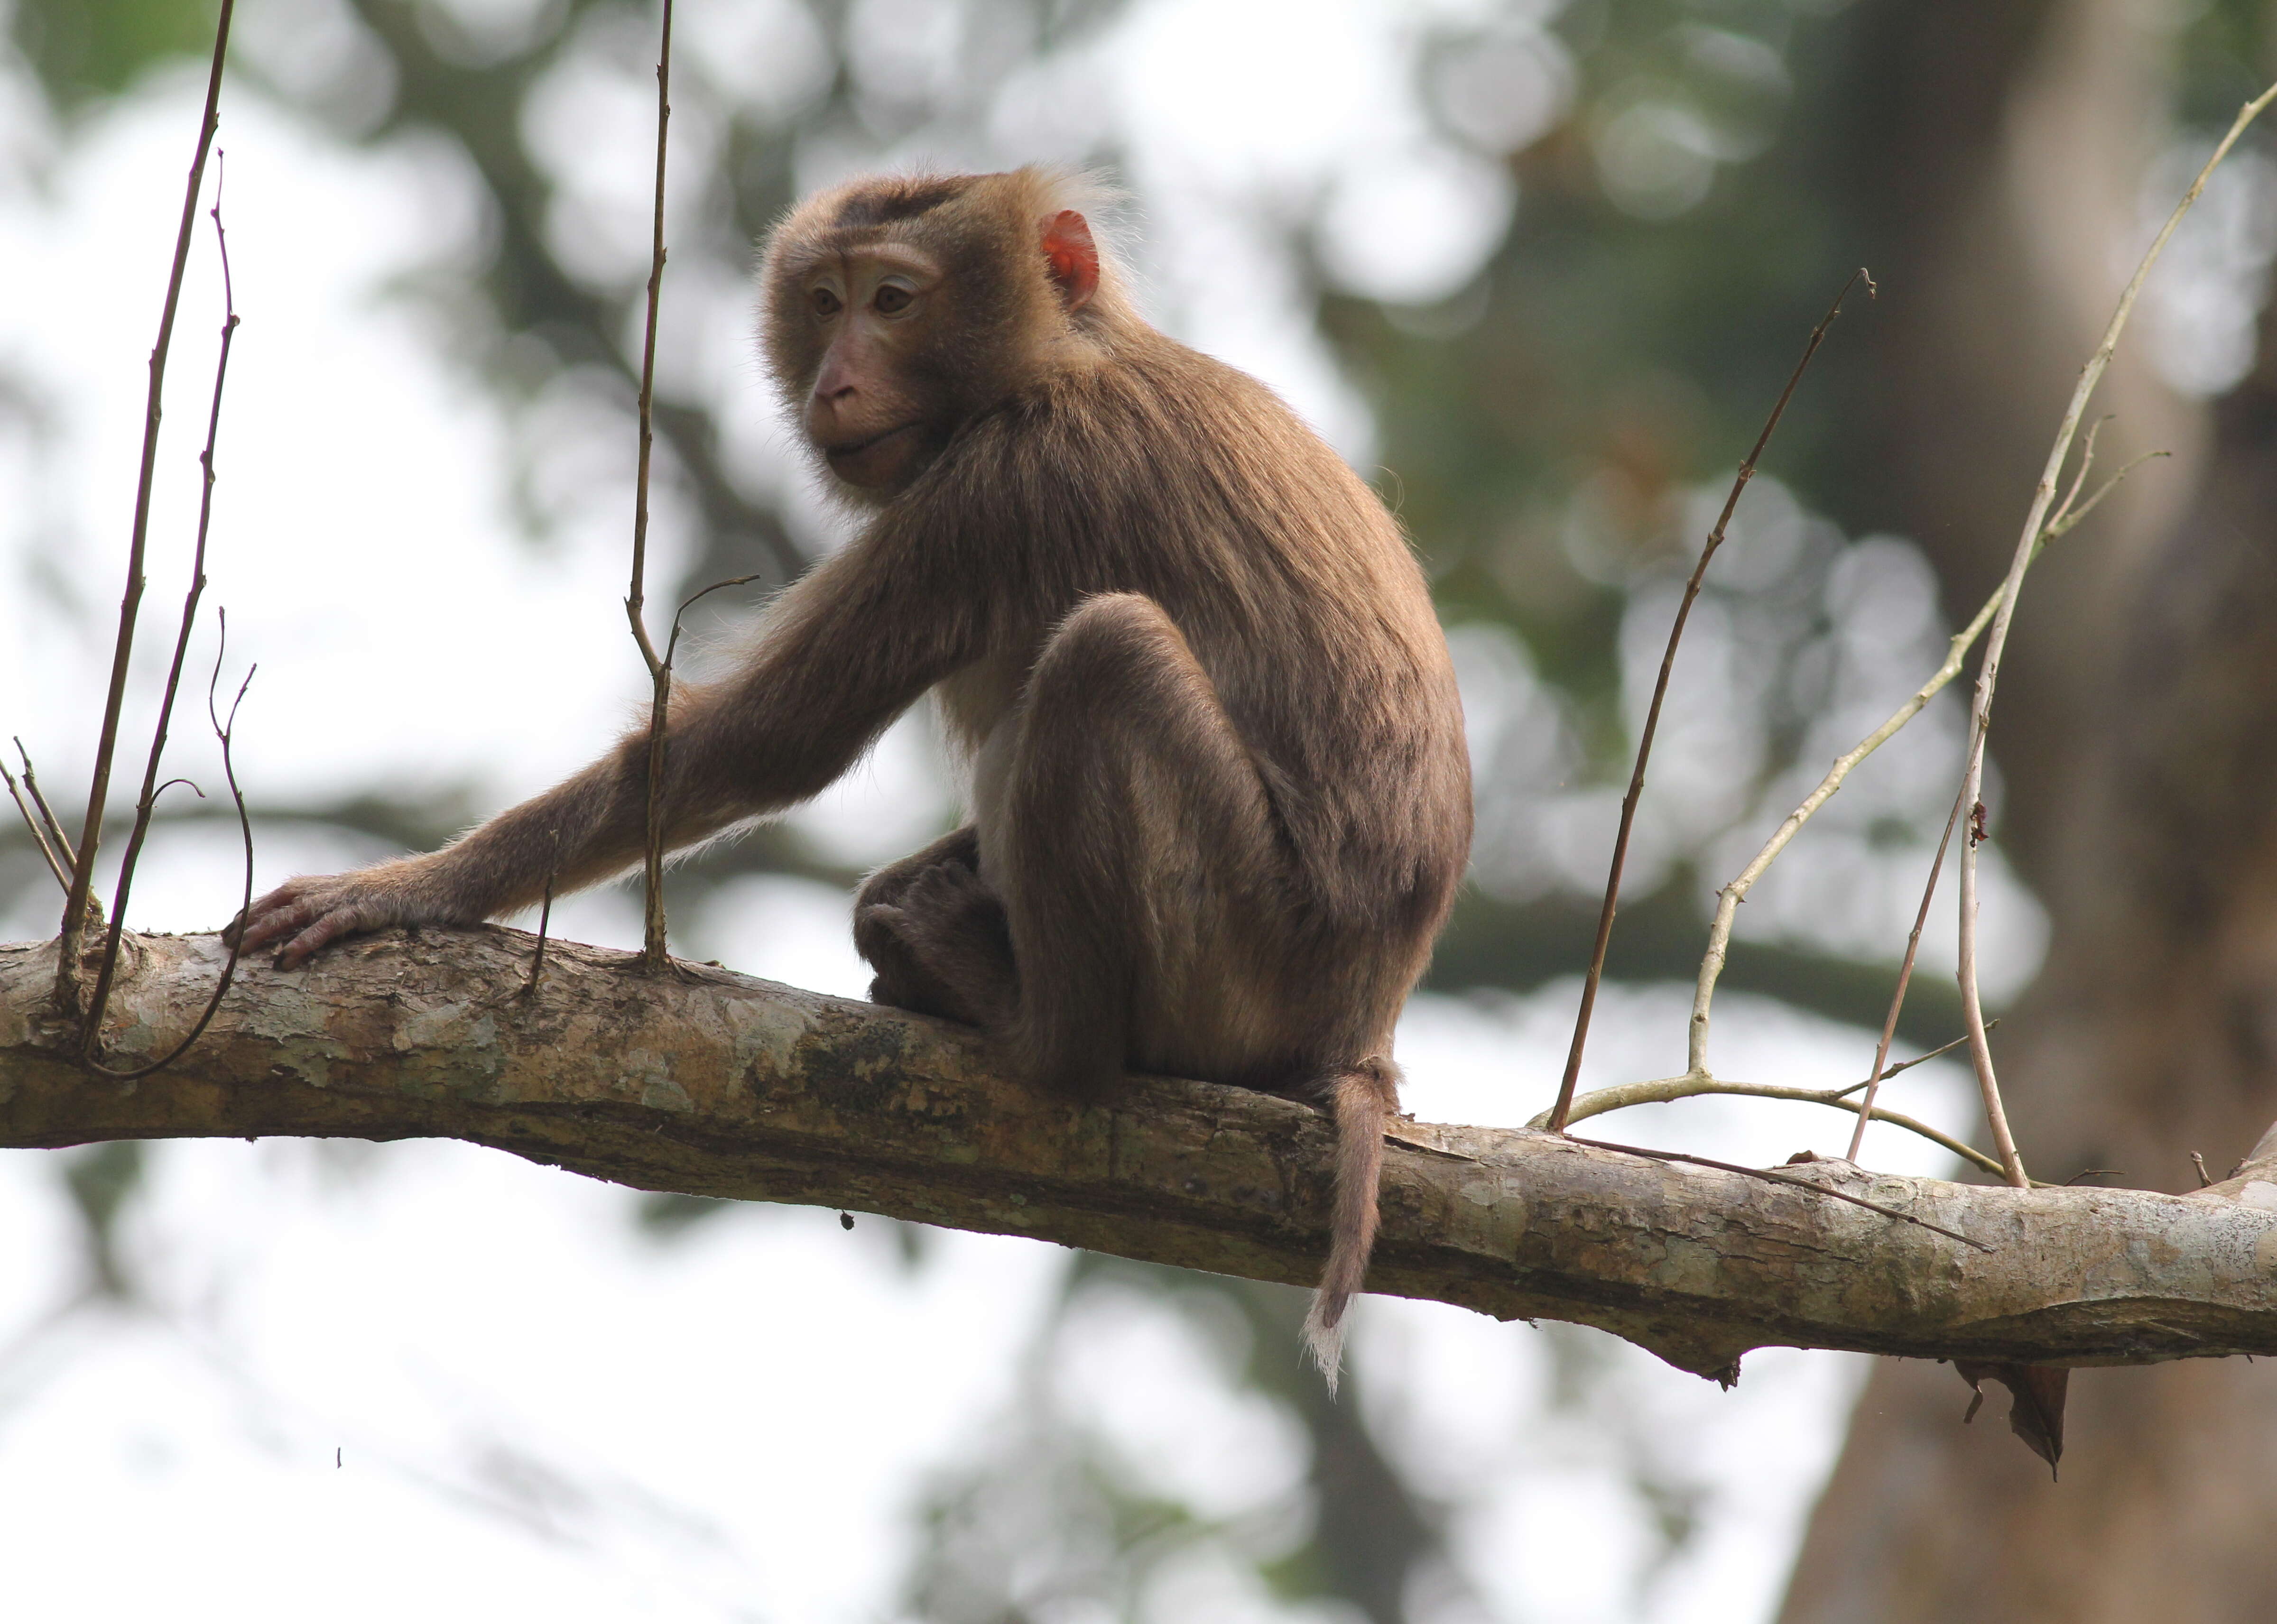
[1784,0,2277,1614]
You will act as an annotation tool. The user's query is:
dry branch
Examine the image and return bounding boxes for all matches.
[1952,82,2277,1189]
[9,930,2277,1382]
[84,167,243,1058]
[57,0,238,1004]
[1684,430,2153,1092]
[1848,781,1967,1162]
[625,0,676,969]
[2,758,68,892]
[1530,1065,2009,1181]
[1547,270,1868,1133]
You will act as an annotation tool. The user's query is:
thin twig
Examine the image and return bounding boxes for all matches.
[515,569,749,1002]
[2042,415,2107,538]
[2044,451,2167,550]
[1545,1030,1983,1123]
[1848,780,1970,1161]
[1956,82,2277,1190]
[625,0,677,970]
[1546,269,1872,1132]
[83,159,241,1061]
[1830,1027,1987,1100]
[522,829,561,998]
[11,740,74,867]
[1536,1069,2011,1181]
[3,758,69,891]
[85,622,256,1082]
[2193,1152,2214,1189]
[1684,442,2159,1076]
[664,573,763,667]
[56,0,237,1008]
[1564,1135,1991,1251]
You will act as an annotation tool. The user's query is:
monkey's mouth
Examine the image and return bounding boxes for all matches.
[823,424,924,487]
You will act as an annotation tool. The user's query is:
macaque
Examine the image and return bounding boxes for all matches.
[233,168,1472,1382]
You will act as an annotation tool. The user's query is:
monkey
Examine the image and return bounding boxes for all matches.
[231,168,1472,1385]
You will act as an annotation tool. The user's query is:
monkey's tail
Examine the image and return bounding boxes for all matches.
[1301,1056,1400,1396]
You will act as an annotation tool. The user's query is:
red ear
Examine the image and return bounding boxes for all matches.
[1042,210,1100,311]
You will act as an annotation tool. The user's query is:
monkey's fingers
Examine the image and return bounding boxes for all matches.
[277,906,367,969]
[229,880,321,955]
[235,881,373,966]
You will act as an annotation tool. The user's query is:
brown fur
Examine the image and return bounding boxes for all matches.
[234,168,1473,1383]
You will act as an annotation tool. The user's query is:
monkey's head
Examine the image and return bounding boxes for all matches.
[758,168,1119,500]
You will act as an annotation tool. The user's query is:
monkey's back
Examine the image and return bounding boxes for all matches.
[911,321,1473,987]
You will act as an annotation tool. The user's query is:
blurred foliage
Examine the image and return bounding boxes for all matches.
[10,0,218,101]
[3,0,2033,1033]
[2178,0,2277,126]
[59,1139,145,1298]
[907,1258,1461,1624]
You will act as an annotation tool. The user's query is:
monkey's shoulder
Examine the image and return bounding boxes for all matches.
[957,333,1390,539]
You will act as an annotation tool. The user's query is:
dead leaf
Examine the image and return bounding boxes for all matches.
[1954,1360,2068,1478]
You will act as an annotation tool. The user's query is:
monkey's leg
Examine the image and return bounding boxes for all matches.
[981,592,1402,1382]
[986,591,1296,1095]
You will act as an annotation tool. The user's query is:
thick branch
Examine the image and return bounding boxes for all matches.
[7,932,2277,1381]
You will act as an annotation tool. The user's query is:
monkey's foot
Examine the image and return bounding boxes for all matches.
[854,860,1017,1029]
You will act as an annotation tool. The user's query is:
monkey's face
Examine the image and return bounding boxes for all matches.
[798,245,948,496]
[761,174,1109,500]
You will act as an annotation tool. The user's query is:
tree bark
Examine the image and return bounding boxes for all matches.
[9,929,2277,1384]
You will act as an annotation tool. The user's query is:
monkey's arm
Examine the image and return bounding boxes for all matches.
[235,536,983,966]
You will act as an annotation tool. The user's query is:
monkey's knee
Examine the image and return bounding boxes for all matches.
[1029,594,1187,710]
[1024,594,1265,788]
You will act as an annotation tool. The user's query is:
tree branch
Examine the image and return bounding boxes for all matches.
[7,931,2277,1382]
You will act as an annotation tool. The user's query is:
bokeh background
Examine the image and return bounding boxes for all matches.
[2,0,2274,1618]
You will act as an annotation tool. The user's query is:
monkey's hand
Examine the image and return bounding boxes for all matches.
[229,858,479,969]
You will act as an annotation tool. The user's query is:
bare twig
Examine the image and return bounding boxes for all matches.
[1535,1068,2011,1181]
[2045,451,2167,543]
[1830,1028,1986,1099]
[1955,82,2277,1190]
[1848,780,1970,1161]
[82,161,242,1060]
[1684,441,2159,1079]
[2,758,69,892]
[521,829,561,998]
[2194,1152,2214,1189]
[625,0,677,970]
[1564,1135,1991,1251]
[56,0,237,1008]
[1546,269,1872,1132]
[84,621,256,1083]
[665,573,763,667]
[11,741,74,868]
[2043,415,2107,537]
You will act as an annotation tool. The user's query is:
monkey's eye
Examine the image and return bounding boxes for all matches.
[811,287,842,318]
[873,283,915,316]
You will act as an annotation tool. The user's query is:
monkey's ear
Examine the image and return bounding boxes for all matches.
[1042,210,1100,312]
